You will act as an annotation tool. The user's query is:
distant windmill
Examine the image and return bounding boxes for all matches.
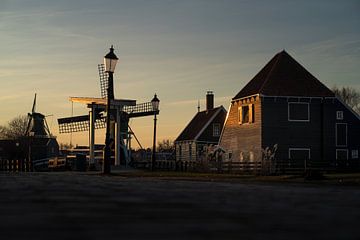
[25,93,52,137]
[23,93,59,170]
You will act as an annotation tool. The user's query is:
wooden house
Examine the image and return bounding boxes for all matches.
[175,92,227,162]
[219,50,360,170]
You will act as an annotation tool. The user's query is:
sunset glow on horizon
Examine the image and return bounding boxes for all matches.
[1,0,359,148]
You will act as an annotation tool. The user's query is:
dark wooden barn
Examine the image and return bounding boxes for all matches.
[175,92,227,162]
[219,50,360,172]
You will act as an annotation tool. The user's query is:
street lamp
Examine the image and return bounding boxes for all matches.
[151,94,160,171]
[103,45,118,174]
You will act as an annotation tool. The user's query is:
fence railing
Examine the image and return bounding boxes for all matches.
[0,159,33,172]
[132,159,342,175]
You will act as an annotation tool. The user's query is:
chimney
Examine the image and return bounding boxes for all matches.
[206,91,214,111]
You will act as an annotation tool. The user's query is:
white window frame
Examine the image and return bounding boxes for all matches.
[351,150,358,159]
[288,148,311,160]
[336,111,343,120]
[335,123,347,147]
[336,149,348,160]
[288,102,310,122]
[213,123,221,137]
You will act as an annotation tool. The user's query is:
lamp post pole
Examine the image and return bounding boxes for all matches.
[151,113,157,171]
[103,72,113,174]
[103,45,118,174]
[151,94,160,171]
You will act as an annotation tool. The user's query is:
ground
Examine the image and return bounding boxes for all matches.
[0,171,359,240]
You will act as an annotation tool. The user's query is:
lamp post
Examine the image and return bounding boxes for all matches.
[103,45,118,174]
[151,94,160,171]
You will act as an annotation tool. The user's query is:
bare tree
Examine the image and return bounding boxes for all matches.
[332,86,360,114]
[157,139,174,153]
[0,126,7,139]
[0,115,29,139]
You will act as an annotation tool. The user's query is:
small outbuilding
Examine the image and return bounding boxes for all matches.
[175,92,227,162]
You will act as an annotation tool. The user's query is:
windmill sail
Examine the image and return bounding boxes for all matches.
[98,64,108,98]
[25,93,36,136]
[32,93,37,113]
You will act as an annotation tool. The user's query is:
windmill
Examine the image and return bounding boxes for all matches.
[57,63,159,167]
[23,94,59,170]
[25,93,52,137]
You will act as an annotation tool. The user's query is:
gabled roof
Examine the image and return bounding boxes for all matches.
[175,106,226,142]
[233,50,335,100]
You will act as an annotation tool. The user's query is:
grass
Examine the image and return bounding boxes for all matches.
[103,170,360,186]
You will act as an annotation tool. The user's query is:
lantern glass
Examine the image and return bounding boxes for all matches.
[104,46,118,73]
[151,94,160,111]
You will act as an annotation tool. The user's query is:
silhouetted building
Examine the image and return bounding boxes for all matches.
[175,92,227,161]
[219,50,360,171]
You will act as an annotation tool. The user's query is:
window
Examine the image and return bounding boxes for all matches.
[288,102,309,122]
[336,111,343,120]
[242,105,250,123]
[336,149,348,160]
[336,123,347,147]
[352,150,359,159]
[213,123,221,137]
[289,148,311,160]
[239,104,254,124]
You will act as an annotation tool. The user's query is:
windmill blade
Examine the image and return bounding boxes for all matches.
[57,114,106,133]
[98,64,108,98]
[32,93,37,113]
[123,101,159,118]
[25,113,32,136]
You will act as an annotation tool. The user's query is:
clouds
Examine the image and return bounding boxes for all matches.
[0,0,359,146]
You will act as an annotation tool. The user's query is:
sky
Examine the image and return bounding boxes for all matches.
[0,0,359,148]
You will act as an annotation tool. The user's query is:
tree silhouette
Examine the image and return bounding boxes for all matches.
[157,139,174,153]
[332,86,360,114]
[0,115,28,139]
